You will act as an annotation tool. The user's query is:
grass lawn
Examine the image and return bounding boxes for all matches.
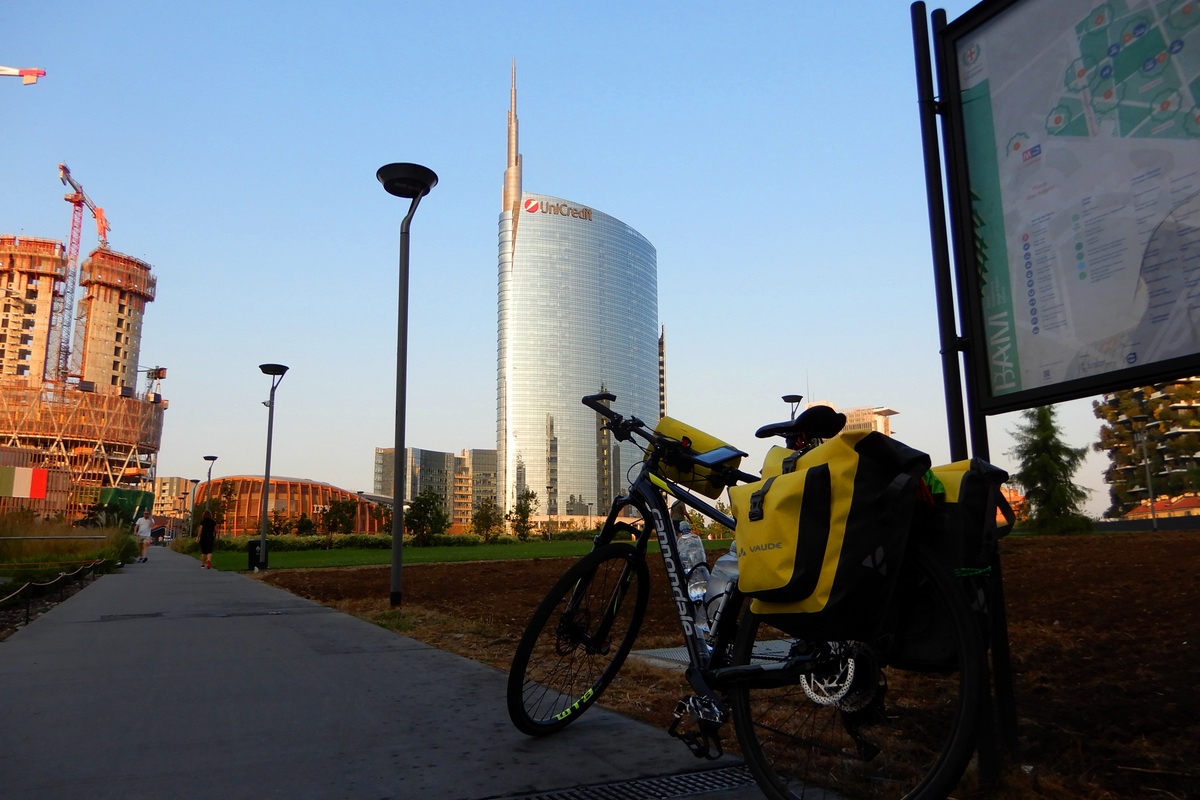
[204,536,738,571]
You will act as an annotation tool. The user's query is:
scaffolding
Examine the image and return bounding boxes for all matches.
[73,247,156,385]
[0,377,165,514]
[0,235,69,382]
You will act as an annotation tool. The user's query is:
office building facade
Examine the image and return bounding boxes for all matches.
[497,66,659,519]
[374,446,498,531]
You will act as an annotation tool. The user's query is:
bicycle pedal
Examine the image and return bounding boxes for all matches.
[668,698,724,760]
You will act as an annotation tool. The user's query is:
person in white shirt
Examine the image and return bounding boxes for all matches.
[133,510,155,563]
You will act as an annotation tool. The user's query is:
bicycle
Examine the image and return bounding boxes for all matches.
[507,392,986,800]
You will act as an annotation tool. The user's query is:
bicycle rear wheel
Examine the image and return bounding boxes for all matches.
[727,543,985,800]
[507,542,650,736]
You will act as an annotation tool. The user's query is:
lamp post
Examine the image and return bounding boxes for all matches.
[188,478,200,535]
[377,162,438,607]
[202,456,218,513]
[258,363,289,571]
[177,492,188,538]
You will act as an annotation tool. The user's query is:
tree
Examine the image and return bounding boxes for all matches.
[506,489,539,542]
[321,500,358,535]
[471,496,504,543]
[405,488,451,547]
[295,513,317,536]
[370,502,392,533]
[200,480,237,527]
[269,509,295,537]
[707,501,734,540]
[1009,405,1091,534]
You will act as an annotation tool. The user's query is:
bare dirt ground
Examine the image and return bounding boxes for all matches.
[5,531,1177,798]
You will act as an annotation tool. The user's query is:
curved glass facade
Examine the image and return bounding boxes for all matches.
[497,192,658,518]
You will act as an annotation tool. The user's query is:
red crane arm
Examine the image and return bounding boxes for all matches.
[58,163,109,245]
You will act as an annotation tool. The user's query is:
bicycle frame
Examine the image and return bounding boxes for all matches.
[589,449,744,702]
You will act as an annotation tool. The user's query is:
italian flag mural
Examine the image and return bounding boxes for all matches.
[0,467,49,499]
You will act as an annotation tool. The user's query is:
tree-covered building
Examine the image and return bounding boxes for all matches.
[1093,378,1200,518]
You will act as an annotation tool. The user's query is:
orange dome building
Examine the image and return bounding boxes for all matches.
[194,475,384,536]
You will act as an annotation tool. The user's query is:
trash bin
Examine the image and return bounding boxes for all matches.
[248,540,267,571]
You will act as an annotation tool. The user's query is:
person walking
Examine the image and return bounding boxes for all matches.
[198,510,218,569]
[133,509,155,563]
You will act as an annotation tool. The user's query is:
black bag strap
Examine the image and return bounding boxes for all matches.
[748,476,776,522]
[781,451,803,474]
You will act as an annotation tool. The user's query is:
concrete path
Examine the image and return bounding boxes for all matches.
[0,547,765,799]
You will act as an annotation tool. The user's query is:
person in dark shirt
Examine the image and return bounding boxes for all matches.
[199,510,218,570]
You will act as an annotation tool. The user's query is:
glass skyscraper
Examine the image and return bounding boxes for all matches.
[497,65,658,519]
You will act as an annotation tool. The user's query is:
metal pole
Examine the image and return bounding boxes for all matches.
[204,458,216,514]
[259,373,284,570]
[377,162,437,608]
[911,0,968,461]
[391,195,423,606]
[258,379,276,566]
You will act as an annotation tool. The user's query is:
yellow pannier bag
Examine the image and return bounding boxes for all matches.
[647,416,742,499]
[927,458,1014,571]
[730,431,930,637]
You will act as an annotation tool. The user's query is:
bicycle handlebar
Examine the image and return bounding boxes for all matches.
[582,393,648,443]
[581,393,754,489]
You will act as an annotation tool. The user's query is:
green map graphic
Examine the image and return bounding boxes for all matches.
[1047,1,1200,138]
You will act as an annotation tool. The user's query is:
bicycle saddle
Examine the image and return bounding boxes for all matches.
[754,404,846,440]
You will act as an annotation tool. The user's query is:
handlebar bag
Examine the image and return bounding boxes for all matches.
[730,431,930,636]
[648,416,742,499]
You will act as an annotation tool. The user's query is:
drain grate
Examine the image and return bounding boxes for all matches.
[502,764,757,800]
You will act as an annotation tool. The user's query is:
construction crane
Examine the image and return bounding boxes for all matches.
[0,65,45,85]
[51,163,109,383]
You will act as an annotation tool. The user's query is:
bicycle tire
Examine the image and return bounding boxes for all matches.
[507,542,650,736]
[727,541,985,800]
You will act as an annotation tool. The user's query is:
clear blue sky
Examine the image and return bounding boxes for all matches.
[1,0,1113,515]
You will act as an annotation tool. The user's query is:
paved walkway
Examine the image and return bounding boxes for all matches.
[0,547,764,800]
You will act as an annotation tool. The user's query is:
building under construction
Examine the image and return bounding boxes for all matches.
[0,170,163,517]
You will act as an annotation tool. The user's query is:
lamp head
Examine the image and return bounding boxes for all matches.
[259,363,289,377]
[203,455,218,463]
[377,163,438,199]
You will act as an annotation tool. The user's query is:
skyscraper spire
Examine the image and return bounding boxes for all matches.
[503,59,522,213]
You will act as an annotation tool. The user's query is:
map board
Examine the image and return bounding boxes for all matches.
[940,0,1200,412]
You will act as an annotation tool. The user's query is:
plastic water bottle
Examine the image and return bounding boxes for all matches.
[703,544,739,632]
[677,522,710,629]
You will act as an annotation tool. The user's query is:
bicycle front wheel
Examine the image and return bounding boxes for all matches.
[507,542,650,736]
[727,543,985,800]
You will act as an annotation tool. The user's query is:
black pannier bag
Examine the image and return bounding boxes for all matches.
[730,431,930,640]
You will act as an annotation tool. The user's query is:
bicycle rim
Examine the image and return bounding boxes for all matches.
[728,544,985,800]
[507,543,649,736]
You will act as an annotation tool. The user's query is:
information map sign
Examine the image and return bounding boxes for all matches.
[941,0,1200,412]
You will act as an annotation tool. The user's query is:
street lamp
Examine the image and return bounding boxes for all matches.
[258,363,289,571]
[188,478,200,535]
[203,456,218,513]
[377,162,437,607]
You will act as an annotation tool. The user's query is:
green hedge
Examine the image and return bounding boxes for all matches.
[172,532,545,554]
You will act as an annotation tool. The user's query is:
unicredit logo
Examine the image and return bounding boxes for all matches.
[523,198,593,221]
